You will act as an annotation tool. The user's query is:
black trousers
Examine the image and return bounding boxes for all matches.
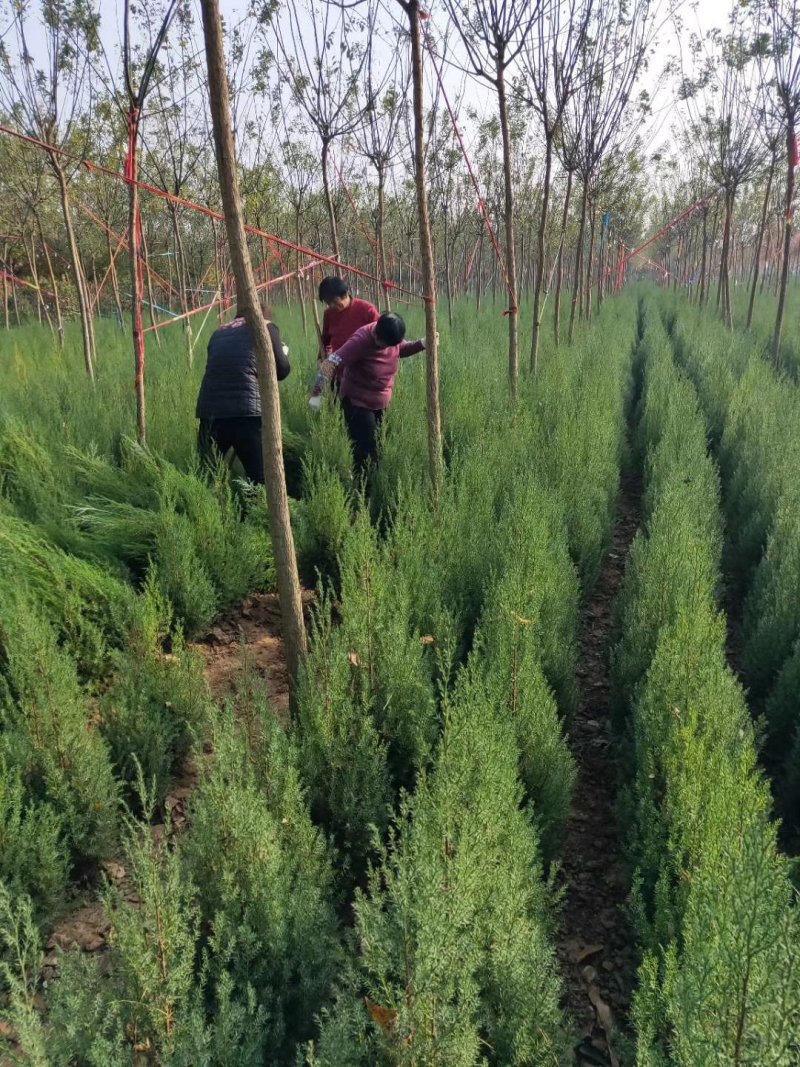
[342,398,385,472]
[198,417,264,484]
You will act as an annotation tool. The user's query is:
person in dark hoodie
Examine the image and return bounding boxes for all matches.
[196,299,290,484]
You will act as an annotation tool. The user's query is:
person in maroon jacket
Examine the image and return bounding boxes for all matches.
[310,312,425,471]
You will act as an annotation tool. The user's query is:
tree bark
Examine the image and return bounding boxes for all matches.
[376,166,390,310]
[1,242,8,330]
[24,229,50,330]
[554,169,572,347]
[200,0,308,693]
[496,58,519,398]
[406,0,443,502]
[106,228,125,325]
[141,227,162,346]
[584,196,596,321]
[170,202,194,361]
[717,189,734,329]
[699,208,709,306]
[747,157,775,330]
[127,112,147,442]
[51,158,95,379]
[443,206,453,328]
[321,138,341,262]
[772,118,796,367]
[36,218,63,346]
[569,172,589,343]
[530,132,553,373]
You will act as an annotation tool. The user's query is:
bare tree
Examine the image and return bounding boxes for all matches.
[268,0,372,262]
[442,0,539,398]
[121,0,180,442]
[518,0,592,370]
[563,0,655,343]
[200,0,307,694]
[755,0,800,364]
[356,38,410,308]
[678,17,763,330]
[395,0,443,501]
[144,0,207,361]
[747,134,780,329]
[0,0,100,379]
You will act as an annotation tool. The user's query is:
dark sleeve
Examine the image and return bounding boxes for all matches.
[398,339,425,359]
[321,309,332,351]
[268,322,291,381]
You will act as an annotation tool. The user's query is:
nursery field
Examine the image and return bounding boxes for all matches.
[1,291,800,1066]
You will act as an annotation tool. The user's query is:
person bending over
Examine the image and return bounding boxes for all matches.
[196,299,290,485]
[310,312,425,472]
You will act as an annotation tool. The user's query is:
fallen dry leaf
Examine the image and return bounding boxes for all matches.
[566,940,604,964]
[587,985,619,1067]
[365,997,398,1035]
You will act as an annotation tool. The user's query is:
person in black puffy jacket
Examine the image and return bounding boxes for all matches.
[196,300,290,484]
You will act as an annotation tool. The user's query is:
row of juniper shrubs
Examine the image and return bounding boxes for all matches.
[614,299,800,1063]
[667,297,800,833]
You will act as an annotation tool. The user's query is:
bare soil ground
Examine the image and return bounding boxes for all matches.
[556,473,642,1067]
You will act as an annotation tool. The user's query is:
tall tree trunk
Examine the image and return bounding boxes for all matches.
[597,221,607,310]
[295,212,309,336]
[1,242,8,330]
[584,197,596,322]
[376,166,390,310]
[24,230,50,329]
[321,139,340,262]
[699,208,709,306]
[141,229,162,346]
[569,173,589,343]
[476,231,483,312]
[11,267,21,325]
[106,229,125,325]
[36,218,63,346]
[127,111,147,442]
[554,169,572,347]
[530,132,553,372]
[708,203,720,309]
[495,59,519,398]
[747,156,775,330]
[51,157,95,381]
[170,202,194,361]
[443,208,453,328]
[772,118,796,367]
[717,190,734,329]
[406,0,443,501]
[200,0,307,693]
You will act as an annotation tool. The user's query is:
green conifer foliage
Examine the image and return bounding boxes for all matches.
[337,508,439,786]
[618,297,800,1063]
[0,766,69,921]
[0,593,119,862]
[181,698,342,1060]
[296,597,393,877]
[742,489,800,701]
[307,673,565,1066]
[293,455,354,588]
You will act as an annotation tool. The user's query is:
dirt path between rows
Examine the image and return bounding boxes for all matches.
[39,592,303,979]
[556,472,642,1067]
